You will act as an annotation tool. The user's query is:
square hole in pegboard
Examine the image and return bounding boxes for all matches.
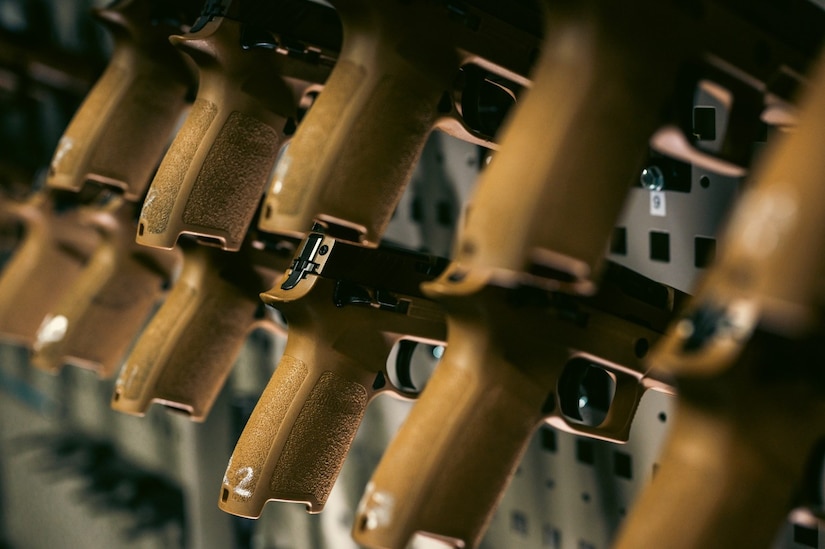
[756,120,769,143]
[510,510,529,537]
[649,231,670,263]
[542,525,561,548]
[541,427,557,453]
[576,439,595,465]
[694,236,716,268]
[692,106,716,141]
[610,227,627,256]
[613,451,633,480]
[793,523,818,548]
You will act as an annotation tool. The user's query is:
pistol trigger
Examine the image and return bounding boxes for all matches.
[281,233,324,290]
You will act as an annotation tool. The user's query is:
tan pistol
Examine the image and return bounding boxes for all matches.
[0,0,195,347]
[48,0,196,200]
[0,191,101,346]
[217,0,542,519]
[614,48,825,549]
[113,235,293,419]
[135,0,337,251]
[351,0,825,546]
[111,0,337,419]
[30,197,179,378]
[220,225,447,516]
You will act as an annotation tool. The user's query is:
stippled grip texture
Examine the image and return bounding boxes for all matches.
[139,100,281,249]
[141,98,218,237]
[137,17,293,250]
[220,351,371,517]
[354,337,546,549]
[180,111,278,240]
[47,3,191,200]
[261,62,363,220]
[112,245,275,420]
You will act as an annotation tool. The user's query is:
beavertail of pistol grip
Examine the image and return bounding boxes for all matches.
[112,241,282,420]
[31,200,179,377]
[47,0,194,200]
[137,12,315,251]
[0,194,100,346]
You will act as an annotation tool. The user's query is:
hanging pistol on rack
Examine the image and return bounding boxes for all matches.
[111,0,339,420]
[0,0,196,348]
[352,0,825,547]
[613,49,825,549]
[220,225,448,515]
[216,0,542,519]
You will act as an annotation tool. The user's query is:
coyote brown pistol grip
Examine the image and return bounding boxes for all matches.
[138,12,326,250]
[614,50,825,549]
[30,200,178,378]
[219,231,446,517]
[0,193,100,346]
[354,262,676,549]
[112,240,288,420]
[47,0,194,200]
[258,0,540,243]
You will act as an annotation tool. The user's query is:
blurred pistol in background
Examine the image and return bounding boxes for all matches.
[30,197,179,378]
[352,0,824,547]
[217,0,542,519]
[0,0,196,349]
[614,49,825,549]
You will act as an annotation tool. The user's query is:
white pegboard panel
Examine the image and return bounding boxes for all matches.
[481,391,674,549]
[608,88,746,294]
[382,131,482,258]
